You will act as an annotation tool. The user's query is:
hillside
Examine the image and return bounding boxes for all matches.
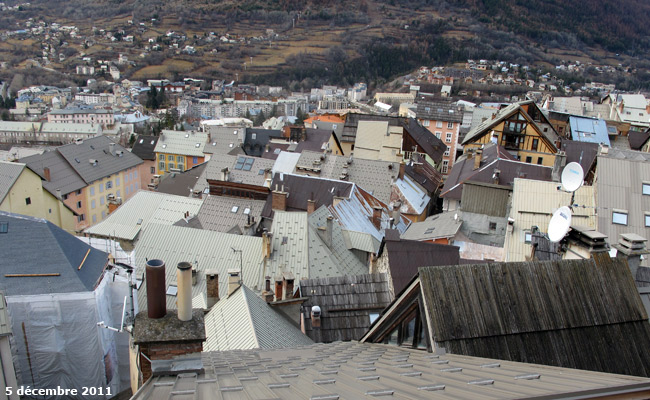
[1,0,649,89]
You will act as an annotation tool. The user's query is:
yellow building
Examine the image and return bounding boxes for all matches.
[462,101,559,166]
[154,130,208,175]
[0,161,76,232]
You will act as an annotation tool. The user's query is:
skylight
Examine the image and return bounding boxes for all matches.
[231,206,239,213]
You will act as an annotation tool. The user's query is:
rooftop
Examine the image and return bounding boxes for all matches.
[155,130,209,157]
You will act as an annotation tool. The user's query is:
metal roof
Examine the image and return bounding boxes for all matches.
[156,162,208,197]
[507,178,595,261]
[204,285,313,351]
[134,224,263,310]
[0,211,108,296]
[131,135,158,160]
[132,341,650,400]
[195,154,274,193]
[0,121,40,133]
[203,126,244,155]
[569,116,611,145]
[193,195,265,233]
[416,100,464,123]
[84,191,203,241]
[596,156,650,251]
[394,175,430,215]
[40,122,100,134]
[267,211,310,282]
[56,135,143,184]
[0,161,25,204]
[155,130,209,157]
[402,211,462,241]
[21,148,87,195]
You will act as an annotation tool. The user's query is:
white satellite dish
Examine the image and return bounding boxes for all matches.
[548,206,572,243]
[561,162,584,192]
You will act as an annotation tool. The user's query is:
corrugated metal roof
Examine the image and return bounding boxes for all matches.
[596,156,650,252]
[0,291,10,336]
[133,341,650,400]
[0,161,25,203]
[0,211,108,296]
[268,211,310,282]
[41,122,99,134]
[204,285,312,351]
[507,178,595,261]
[203,126,244,155]
[155,130,209,157]
[134,224,263,310]
[84,191,203,241]
[402,211,462,241]
[342,229,379,253]
[194,195,265,233]
[0,121,40,132]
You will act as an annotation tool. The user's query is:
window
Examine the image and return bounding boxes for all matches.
[91,199,96,209]
[612,210,628,225]
[525,156,532,163]
[645,214,650,227]
[134,170,138,178]
[168,155,174,161]
[78,214,85,222]
[159,154,165,161]
[77,201,82,209]
[90,186,95,196]
[489,222,497,231]
[369,313,380,324]
[76,189,82,195]
[62,193,69,200]
[177,155,184,163]
[422,120,430,127]
[0,222,7,233]
[532,138,539,151]
[435,132,441,139]
[99,183,104,193]
[116,190,120,197]
[92,214,97,223]
[643,183,650,195]
[159,161,165,171]
[444,146,450,156]
[445,133,452,142]
[436,121,443,128]
[193,156,198,163]
[151,166,155,174]
[100,197,105,206]
[525,231,532,243]
[537,157,543,165]
[106,181,113,189]
[442,160,449,174]
[168,163,175,171]
[447,122,453,129]
[116,177,120,186]
[25,197,31,205]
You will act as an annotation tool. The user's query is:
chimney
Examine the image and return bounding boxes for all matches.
[205,270,219,308]
[262,276,274,302]
[221,167,229,182]
[145,259,166,319]
[109,142,116,156]
[275,277,283,301]
[372,207,382,230]
[307,198,316,214]
[398,161,405,180]
[43,167,51,182]
[332,195,345,208]
[473,149,483,170]
[552,151,567,182]
[310,305,322,328]
[176,262,192,322]
[392,202,401,225]
[227,269,241,296]
[493,169,501,185]
[613,233,648,279]
[262,230,273,259]
[282,272,295,300]
[271,185,287,211]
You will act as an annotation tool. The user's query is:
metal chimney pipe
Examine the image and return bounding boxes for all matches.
[145,259,167,319]
[177,262,193,322]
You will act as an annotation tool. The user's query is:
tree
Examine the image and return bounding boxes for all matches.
[295,107,306,125]
[129,133,136,147]
[1,110,11,121]
[254,110,266,126]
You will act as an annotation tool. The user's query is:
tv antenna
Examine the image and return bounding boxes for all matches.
[547,162,584,243]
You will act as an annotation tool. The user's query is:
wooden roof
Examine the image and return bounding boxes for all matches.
[419,253,650,377]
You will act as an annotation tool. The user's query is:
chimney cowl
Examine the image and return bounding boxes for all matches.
[145,259,167,319]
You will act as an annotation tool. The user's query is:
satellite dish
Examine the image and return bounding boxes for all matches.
[561,162,584,192]
[548,206,572,243]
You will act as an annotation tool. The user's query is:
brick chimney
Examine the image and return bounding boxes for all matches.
[398,161,405,180]
[43,167,51,182]
[271,185,287,211]
[262,230,273,259]
[372,207,382,230]
[275,276,283,301]
[318,215,334,248]
[205,270,219,308]
[262,276,274,302]
[282,272,295,300]
[307,199,316,214]
[473,149,483,170]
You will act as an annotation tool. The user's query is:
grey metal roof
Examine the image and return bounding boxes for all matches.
[134,224,263,310]
[203,126,244,155]
[193,195,265,233]
[402,212,462,241]
[0,211,108,296]
[84,191,203,241]
[569,116,610,145]
[419,253,650,377]
[195,154,275,193]
[0,161,25,204]
[204,285,313,351]
[267,211,310,282]
[22,148,87,195]
[156,162,208,197]
[57,135,143,184]
[416,100,464,123]
[132,341,650,400]
[154,130,209,157]
[130,135,159,160]
[300,274,391,342]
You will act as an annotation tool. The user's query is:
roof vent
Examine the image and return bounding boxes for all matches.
[89,159,98,166]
